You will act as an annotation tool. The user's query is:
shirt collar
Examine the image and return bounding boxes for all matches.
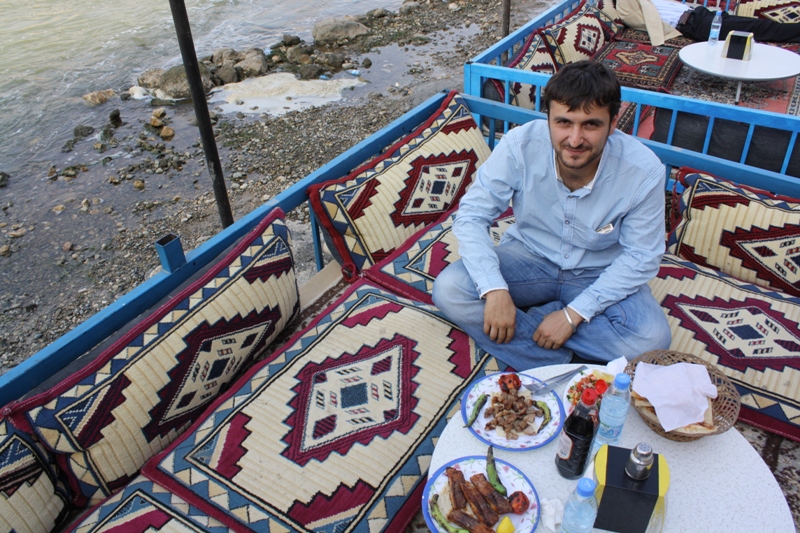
[553,150,598,191]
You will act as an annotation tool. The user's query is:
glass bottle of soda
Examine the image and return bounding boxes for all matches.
[555,387,599,479]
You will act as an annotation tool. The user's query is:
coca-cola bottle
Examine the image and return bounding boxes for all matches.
[555,388,599,479]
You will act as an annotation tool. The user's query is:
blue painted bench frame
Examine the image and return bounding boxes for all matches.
[464,0,800,176]
[0,90,796,406]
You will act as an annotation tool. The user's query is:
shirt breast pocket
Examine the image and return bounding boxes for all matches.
[578,221,621,251]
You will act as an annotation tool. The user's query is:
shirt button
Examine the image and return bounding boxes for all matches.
[565,220,570,225]
[564,254,569,259]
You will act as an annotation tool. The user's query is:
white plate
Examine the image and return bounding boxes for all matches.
[422,456,540,533]
[461,372,564,451]
[561,366,615,415]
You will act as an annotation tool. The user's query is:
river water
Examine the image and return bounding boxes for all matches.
[0,0,403,178]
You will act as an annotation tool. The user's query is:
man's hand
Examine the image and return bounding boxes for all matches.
[483,289,517,344]
[533,307,583,350]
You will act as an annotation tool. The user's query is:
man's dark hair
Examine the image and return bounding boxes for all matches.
[542,61,621,119]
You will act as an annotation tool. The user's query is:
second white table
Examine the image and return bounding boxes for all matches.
[679,41,800,103]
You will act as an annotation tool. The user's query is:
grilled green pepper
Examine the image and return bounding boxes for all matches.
[486,445,507,496]
[463,393,488,428]
[534,400,551,433]
[429,493,468,533]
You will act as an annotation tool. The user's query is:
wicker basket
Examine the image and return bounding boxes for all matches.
[624,350,741,442]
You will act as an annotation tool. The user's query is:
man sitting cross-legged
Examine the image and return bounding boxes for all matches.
[432,61,671,370]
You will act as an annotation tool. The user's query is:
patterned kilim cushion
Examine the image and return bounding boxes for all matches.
[649,254,800,441]
[669,170,800,298]
[541,3,621,66]
[736,0,800,21]
[6,209,300,507]
[612,27,695,49]
[592,41,683,92]
[500,31,558,111]
[0,418,70,533]
[142,281,506,532]
[364,208,515,304]
[67,475,233,533]
[308,90,492,278]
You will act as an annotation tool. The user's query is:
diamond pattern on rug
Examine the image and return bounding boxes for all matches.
[669,171,800,297]
[592,41,682,92]
[68,475,233,533]
[542,3,618,66]
[0,418,70,533]
[142,282,506,532]
[650,254,800,441]
[364,208,515,305]
[308,91,491,277]
[736,0,800,20]
[6,209,300,507]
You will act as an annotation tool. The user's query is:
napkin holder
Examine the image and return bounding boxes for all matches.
[722,31,753,60]
[593,445,670,533]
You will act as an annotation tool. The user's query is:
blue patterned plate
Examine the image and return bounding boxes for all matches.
[461,372,564,451]
[422,456,540,533]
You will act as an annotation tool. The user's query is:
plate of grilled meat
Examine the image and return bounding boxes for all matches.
[461,372,564,451]
[423,451,540,533]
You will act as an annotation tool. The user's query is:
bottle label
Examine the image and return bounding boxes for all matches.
[556,431,573,459]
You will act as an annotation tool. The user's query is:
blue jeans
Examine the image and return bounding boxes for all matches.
[431,239,671,370]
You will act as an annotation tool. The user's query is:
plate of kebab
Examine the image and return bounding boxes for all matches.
[423,447,540,533]
[461,372,564,451]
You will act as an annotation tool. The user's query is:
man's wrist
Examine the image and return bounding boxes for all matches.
[563,307,577,333]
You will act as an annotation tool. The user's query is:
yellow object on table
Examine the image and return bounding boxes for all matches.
[594,444,670,533]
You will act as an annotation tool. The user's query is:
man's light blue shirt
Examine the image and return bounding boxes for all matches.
[452,119,666,321]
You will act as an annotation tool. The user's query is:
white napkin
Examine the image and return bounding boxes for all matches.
[632,362,717,432]
[604,355,629,377]
[540,498,564,532]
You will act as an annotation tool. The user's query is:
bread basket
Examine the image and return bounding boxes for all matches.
[624,350,741,442]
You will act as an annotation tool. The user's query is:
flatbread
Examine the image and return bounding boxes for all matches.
[635,393,716,436]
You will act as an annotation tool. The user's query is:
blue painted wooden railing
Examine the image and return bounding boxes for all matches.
[0,90,795,406]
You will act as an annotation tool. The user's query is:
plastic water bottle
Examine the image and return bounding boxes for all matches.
[595,373,631,447]
[709,10,723,45]
[560,478,598,533]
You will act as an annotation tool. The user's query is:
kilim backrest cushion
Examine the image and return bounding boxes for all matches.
[307,90,492,280]
[3,208,299,507]
[669,169,800,298]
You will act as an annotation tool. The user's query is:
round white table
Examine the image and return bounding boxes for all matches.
[679,41,800,103]
[430,364,795,532]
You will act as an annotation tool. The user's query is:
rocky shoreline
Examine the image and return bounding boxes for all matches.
[0,0,545,372]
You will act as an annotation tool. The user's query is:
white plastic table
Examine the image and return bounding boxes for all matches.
[679,41,800,103]
[430,364,795,532]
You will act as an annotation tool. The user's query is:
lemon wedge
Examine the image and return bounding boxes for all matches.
[497,516,515,533]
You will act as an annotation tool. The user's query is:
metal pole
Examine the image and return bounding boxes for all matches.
[501,0,511,65]
[168,0,234,228]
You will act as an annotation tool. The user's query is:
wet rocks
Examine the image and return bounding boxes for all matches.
[156,63,214,100]
[74,125,95,138]
[137,68,165,88]
[109,109,123,128]
[0,172,8,188]
[82,89,116,105]
[235,49,270,78]
[313,16,371,43]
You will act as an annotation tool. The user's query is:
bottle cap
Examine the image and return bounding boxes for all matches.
[576,477,597,497]
[581,388,598,406]
[614,373,631,389]
[625,442,654,480]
